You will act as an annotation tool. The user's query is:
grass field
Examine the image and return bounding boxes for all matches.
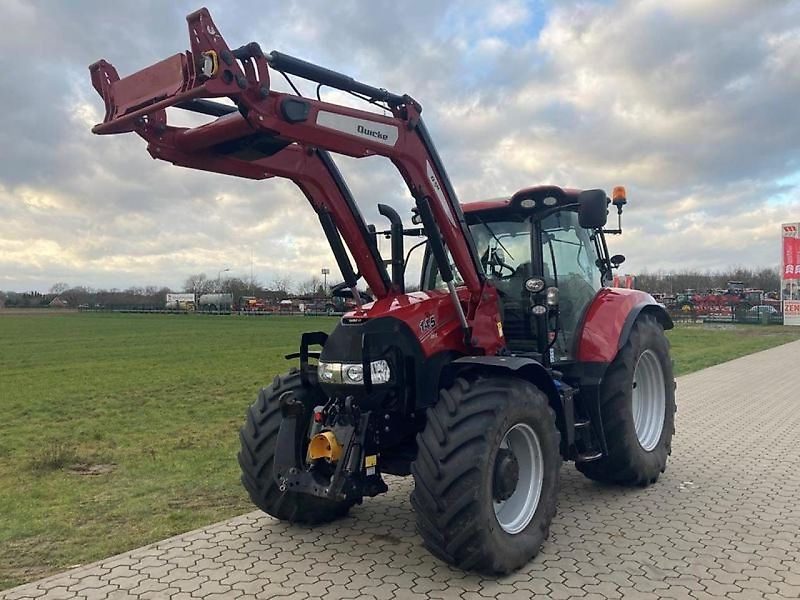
[667,322,800,375]
[1,312,799,589]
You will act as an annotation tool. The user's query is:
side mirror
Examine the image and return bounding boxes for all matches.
[578,189,608,229]
[610,254,626,268]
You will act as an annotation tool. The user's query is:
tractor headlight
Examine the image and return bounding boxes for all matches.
[546,286,560,307]
[343,364,364,384]
[525,277,546,293]
[318,361,341,383]
[318,360,391,385]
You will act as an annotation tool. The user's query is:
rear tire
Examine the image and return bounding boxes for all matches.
[576,314,675,486]
[238,369,354,524]
[411,376,561,574]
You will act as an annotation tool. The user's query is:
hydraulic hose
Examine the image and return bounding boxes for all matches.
[267,51,405,106]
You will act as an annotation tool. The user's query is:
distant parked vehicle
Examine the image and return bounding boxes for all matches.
[749,305,777,314]
[238,296,270,312]
[739,304,778,324]
[165,293,196,310]
[198,293,233,312]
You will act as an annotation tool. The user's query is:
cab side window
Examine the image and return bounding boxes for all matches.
[541,211,601,355]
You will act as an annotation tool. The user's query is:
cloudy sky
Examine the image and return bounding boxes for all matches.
[1,0,798,293]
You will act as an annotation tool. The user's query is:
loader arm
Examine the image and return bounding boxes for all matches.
[89,7,499,349]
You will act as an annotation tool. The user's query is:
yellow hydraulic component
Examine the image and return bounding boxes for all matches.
[200,50,219,78]
[308,431,343,462]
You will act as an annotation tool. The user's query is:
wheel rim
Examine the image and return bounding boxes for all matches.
[492,423,544,535]
[631,349,666,451]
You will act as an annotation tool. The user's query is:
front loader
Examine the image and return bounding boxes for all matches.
[89,8,676,574]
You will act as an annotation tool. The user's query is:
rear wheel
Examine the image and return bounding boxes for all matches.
[411,376,561,574]
[577,314,675,485]
[238,369,354,523]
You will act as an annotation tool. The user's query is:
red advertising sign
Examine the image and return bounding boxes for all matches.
[783,225,800,281]
[783,223,800,325]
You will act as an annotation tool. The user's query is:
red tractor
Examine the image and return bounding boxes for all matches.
[89,9,676,574]
[238,296,269,312]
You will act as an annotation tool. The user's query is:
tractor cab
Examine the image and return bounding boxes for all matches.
[423,186,619,362]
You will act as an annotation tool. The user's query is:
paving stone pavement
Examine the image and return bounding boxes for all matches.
[4,339,800,599]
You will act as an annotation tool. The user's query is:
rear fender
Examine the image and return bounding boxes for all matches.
[618,304,673,351]
[577,288,673,364]
[573,289,673,455]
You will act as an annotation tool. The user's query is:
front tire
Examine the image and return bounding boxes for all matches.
[411,376,561,574]
[238,369,354,524]
[577,314,676,486]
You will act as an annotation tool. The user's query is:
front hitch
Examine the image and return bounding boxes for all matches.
[273,395,386,502]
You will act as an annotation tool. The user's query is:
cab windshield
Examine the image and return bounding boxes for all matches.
[424,218,531,292]
[422,208,602,359]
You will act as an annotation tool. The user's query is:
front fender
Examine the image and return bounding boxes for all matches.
[442,355,565,446]
[443,355,559,401]
[576,288,673,363]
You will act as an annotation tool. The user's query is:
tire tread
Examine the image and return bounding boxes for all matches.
[411,376,561,574]
[238,371,353,524]
[577,314,676,485]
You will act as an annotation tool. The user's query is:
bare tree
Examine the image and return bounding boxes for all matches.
[183,273,214,296]
[49,282,69,294]
[270,276,293,294]
[247,274,262,296]
[635,267,781,295]
[296,276,322,296]
[221,276,251,302]
[60,286,91,307]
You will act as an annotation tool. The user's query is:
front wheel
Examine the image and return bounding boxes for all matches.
[411,376,561,574]
[238,369,354,524]
[577,313,676,486]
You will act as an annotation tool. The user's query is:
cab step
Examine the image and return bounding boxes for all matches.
[573,419,603,462]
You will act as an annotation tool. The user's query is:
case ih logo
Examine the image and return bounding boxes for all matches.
[784,225,798,235]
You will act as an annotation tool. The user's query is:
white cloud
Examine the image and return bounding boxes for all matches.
[487,0,532,29]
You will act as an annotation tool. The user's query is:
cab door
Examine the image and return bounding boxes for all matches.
[537,209,602,359]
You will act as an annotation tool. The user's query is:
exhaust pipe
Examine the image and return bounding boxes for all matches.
[378,204,405,292]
